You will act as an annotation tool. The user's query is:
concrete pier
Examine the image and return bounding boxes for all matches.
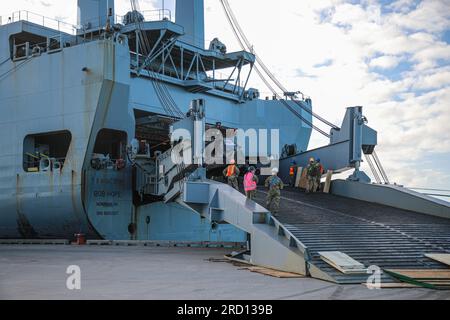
[0,245,449,300]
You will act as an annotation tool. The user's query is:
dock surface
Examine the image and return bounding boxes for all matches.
[1,245,450,300]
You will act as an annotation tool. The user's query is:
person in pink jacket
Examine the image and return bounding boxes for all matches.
[244,166,259,200]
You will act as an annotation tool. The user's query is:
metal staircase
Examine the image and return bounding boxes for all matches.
[182,178,310,275]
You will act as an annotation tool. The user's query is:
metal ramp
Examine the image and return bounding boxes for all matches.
[254,187,450,284]
[287,223,450,284]
[183,180,450,284]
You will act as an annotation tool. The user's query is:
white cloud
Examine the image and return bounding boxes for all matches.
[412,44,450,69]
[387,0,420,13]
[390,0,450,33]
[412,69,450,90]
[369,55,401,69]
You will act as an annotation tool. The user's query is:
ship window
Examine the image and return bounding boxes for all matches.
[23,130,72,173]
[92,129,127,160]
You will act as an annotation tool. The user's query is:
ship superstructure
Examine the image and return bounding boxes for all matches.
[0,0,315,239]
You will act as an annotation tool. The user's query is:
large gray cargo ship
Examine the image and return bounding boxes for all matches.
[0,0,448,285]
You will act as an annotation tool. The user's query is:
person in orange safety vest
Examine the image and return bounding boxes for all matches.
[223,159,240,190]
[289,160,298,187]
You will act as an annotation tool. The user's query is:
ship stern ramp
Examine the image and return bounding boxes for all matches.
[182,177,450,284]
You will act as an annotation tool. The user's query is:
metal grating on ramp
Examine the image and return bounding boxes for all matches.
[253,187,450,284]
[285,223,450,284]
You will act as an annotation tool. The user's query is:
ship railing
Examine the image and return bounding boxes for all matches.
[75,9,172,39]
[116,9,173,25]
[70,9,172,34]
[258,91,309,101]
[1,11,77,35]
[12,35,70,61]
[0,8,173,28]
[143,9,172,22]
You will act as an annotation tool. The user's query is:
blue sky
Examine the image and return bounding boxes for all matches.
[1,0,449,191]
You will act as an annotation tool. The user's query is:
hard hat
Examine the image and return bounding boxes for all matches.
[316,158,321,163]
[272,167,279,174]
[309,157,315,162]
[230,159,236,165]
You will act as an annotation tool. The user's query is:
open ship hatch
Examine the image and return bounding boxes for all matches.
[134,110,173,155]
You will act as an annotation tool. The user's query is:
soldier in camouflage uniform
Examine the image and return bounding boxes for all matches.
[315,158,325,192]
[305,157,319,194]
[264,168,284,216]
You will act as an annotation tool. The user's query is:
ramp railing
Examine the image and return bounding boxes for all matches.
[1,11,77,35]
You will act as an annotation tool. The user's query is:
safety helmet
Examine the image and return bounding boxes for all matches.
[230,159,236,165]
[272,167,279,174]
[309,157,315,163]
[316,158,321,163]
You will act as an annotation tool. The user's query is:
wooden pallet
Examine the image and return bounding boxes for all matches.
[323,170,333,194]
[223,254,253,265]
[425,254,450,267]
[384,269,450,290]
[298,169,308,189]
[385,269,450,279]
[240,266,304,278]
[319,251,367,274]
[294,167,303,188]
